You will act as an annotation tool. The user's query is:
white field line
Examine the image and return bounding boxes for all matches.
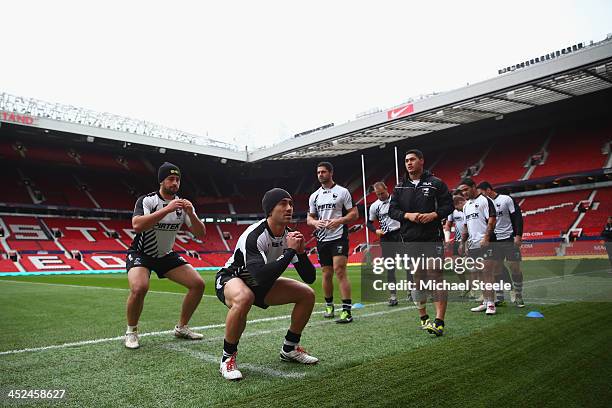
[0,302,393,356]
[165,305,416,379]
[0,279,217,298]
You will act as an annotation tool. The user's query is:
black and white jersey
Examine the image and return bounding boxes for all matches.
[447,209,465,242]
[462,194,496,250]
[308,184,353,242]
[222,219,300,288]
[129,192,192,258]
[493,194,516,240]
[369,198,400,234]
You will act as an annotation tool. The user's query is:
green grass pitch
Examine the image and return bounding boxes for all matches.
[1,260,611,407]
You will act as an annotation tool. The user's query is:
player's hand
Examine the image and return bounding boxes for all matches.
[314,219,329,230]
[417,212,438,224]
[375,229,384,237]
[326,218,342,230]
[480,237,490,248]
[181,199,195,215]
[514,236,522,246]
[286,233,303,251]
[164,199,184,213]
[288,232,306,254]
[405,212,420,223]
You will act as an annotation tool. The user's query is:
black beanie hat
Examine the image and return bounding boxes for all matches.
[158,162,181,183]
[262,188,292,216]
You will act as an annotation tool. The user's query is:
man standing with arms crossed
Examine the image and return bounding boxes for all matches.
[124,162,206,349]
[389,149,453,336]
[307,162,359,323]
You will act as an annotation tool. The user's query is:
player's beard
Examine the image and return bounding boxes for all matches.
[162,186,178,197]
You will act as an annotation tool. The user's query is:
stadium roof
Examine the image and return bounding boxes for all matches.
[2,37,612,163]
[250,37,612,161]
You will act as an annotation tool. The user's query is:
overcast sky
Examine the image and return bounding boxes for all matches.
[2,0,611,150]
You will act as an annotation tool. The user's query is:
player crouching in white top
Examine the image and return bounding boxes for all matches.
[215,188,318,380]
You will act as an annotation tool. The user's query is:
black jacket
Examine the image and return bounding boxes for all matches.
[602,223,612,242]
[389,170,453,242]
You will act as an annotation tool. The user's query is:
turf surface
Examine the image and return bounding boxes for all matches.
[0,261,611,407]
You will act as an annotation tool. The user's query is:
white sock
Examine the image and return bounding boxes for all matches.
[126,325,137,333]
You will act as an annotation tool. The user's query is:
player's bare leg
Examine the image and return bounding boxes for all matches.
[321,265,335,318]
[264,277,318,364]
[165,264,205,338]
[125,267,150,349]
[333,255,353,323]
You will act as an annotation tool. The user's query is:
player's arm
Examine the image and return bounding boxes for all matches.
[291,233,316,284]
[509,198,523,245]
[389,190,420,223]
[417,181,453,224]
[444,215,453,242]
[246,234,302,287]
[326,193,358,229]
[482,197,497,247]
[182,199,206,239]
[307,194,327,229]
[132,197,183,233]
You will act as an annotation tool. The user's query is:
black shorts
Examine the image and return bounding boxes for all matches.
[493,238,522,261]
[125,250,189,278]
[317,238,349,267]
[467,246,495,260]
[215,269,270,309]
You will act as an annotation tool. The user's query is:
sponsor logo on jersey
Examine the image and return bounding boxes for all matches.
[317,203,336,211]
[466,213,480,220]
[155,223,181,231]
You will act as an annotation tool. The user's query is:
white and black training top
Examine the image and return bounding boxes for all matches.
[492,194,517,240]
[369,198,401,234]
[129,192,192,258]
[308,184,353,242]
[462,194,496,250]
[447,209,466,242]
[221,219,315,289]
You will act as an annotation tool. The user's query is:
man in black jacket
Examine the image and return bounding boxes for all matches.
[603,216,612,271]
[389,149,453,336]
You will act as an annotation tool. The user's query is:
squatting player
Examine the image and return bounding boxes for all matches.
[124,162,206,349]
[215,188,317,381]
[307,162,358,323]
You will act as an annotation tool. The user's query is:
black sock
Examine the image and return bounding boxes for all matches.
[325,297,333,306]
[222,339,238,362]
[282,330,301,353]
[342,299,352,314]
[420,314,430,322]
[434,318,444,326]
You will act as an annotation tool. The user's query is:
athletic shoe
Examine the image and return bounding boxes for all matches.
[335,310,353,324]
[420,317,430,330]
[174,325,203,340]
[124,331,140,349]
[485,302,497,315]
[514,294,525,308]
[425,321,444,337]
[323,304,335,318]
[280,346,319,365]
[470,302,487,312]
[388,297,399,307]
[220,352,242,381]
